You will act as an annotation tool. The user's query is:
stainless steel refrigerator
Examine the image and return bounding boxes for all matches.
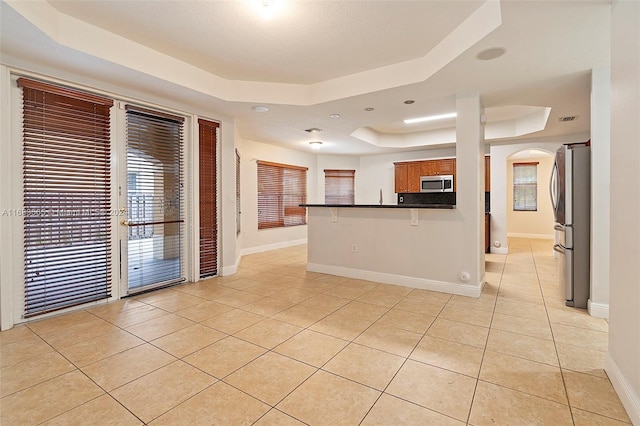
[550,143,590,308]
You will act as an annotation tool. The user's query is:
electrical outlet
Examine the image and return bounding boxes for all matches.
[351,244,358,253]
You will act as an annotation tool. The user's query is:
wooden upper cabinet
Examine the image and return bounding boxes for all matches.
[484,156,490,192]
[407,163,422,192]
[394,163,409,193]
[394,158,457,193]
[437,158,455,175]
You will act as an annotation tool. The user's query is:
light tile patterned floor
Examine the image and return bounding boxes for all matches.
[0,238,631,425]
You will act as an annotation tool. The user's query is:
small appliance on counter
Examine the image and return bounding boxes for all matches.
[550,142,590,308]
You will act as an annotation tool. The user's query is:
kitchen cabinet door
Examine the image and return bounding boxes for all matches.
[420,161,437,176]
[394,163,408,193]
[407,162,422,192]
[437,159,455,175]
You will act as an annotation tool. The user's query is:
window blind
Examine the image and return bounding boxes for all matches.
[18,77,114,317]
[513,162,538,211]
[126,106,184,289]
[199,118,218,278]
[324,169,355,204]
[236,149,241,236]
[257,161,307,229]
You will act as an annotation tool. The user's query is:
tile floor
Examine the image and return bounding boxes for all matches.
[0,238,631,425]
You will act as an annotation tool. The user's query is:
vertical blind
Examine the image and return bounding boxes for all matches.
[324,169,355,204]
[198,118,218,278]
[513,162,538,211]
[236,149,241,236]
[19,78,114,317]
[257,161,307,229]
[126,106,184,289]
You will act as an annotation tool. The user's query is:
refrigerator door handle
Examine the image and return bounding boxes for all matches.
[550,160,558,211]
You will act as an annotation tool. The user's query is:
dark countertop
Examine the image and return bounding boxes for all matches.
[301,204,456,209]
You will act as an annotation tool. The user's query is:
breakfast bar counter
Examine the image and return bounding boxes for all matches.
[302,204,482,298]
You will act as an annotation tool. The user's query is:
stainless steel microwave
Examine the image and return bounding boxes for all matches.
[420,175,454,192]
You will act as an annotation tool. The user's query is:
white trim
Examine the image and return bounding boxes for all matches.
[507,232,554,239]
[220,255,241,276]
[240,238,307,256]
[490,246,509,254]
[307,262,483,298]
[587,300,609,319]
[0,65,14,331]
[605,352,640,425]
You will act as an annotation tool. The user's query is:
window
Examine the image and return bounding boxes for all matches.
[257,161,307,229]
[19,78,113,317]
[198,118,218,278]
[513,162,538,211]
[324,169,355,204]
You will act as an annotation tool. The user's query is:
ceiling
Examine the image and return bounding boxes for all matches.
[0,0,610,155]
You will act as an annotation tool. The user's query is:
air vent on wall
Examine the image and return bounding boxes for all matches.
[557,115,579,122]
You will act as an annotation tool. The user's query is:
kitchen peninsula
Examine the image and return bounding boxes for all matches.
[301,204,483,298]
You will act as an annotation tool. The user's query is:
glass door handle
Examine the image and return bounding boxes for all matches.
[120,220,131,226]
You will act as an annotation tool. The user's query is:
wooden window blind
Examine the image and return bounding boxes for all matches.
[18,77,114,317]
[126,106,185,289]
[199,118,218,278]
[236,149,241,236]
[513,162,539,211]
[324,169,355,204]
[257,161,307,229]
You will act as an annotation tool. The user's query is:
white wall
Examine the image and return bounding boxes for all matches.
[590,66,611,318]
[606,1,640,423]
[238,138,317,254]
[506,154,555,239]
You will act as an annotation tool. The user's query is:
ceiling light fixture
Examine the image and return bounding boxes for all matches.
[304,127,323,133]
[309,141,323,150]
[404,100,415,105]
[329,114,341,119]
[364,107,375,112]
[403,112,457,124]
[252,105,269,112]
[256,0,280,19]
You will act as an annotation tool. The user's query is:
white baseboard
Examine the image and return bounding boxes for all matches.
[588,299,609,319]
[507,232,554,239]
[605,352,640,425]
[220,255,241,276]
[490,246,508,254]
[240,238,307,256]
[307,263,483,298]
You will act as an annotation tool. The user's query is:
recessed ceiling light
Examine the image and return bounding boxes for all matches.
[403,112,457,124]
[252,105,269,112]
[309,141,323,150]
[255,0,281,19]
[304,127,323,133]
[404,100,415,105]
[329,113,341,119]
[364,107,374,112]
[476,47,506,61]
